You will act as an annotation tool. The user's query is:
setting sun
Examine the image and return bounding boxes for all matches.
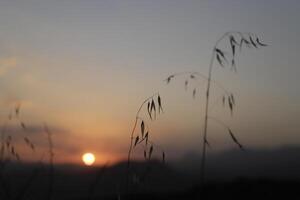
[82,153,95,166]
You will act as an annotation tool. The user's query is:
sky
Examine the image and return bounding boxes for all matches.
[0,0,299,165]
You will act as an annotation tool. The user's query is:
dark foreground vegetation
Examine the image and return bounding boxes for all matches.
[1,157,300,200]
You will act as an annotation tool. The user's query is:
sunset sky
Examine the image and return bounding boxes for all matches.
[0,0,299,165]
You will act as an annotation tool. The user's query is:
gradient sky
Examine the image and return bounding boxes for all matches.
[0,0,299,165]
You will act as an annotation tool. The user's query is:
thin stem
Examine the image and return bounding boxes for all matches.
[194,72,229,95]
[207,116,230,130]
[165,71,231,96]
[0,117,11,200]
[0,123,7,165]
[200,49,214,186]
[44,124,54,200]
[200,32,232,185]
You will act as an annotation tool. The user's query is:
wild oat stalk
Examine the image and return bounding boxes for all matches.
[165,31,268,185]
[126,93,165,190]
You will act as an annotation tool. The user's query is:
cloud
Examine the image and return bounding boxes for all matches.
[1,123,83,153]
[1,123,69,137]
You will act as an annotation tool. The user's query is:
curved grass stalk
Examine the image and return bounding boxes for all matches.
[165,31,268,186]
[165,71,231,96]
[200,31,267,183]
[126,92,160,189]
[201,31,240,184]
[127,93,159,169]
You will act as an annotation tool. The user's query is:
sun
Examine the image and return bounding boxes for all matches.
[82,153,95,166]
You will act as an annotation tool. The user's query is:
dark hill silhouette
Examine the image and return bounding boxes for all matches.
[1,146,300,199]
[175,146,300,180]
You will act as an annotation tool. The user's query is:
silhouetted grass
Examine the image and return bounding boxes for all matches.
[126,93,166,192]
[164,31,268,185]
